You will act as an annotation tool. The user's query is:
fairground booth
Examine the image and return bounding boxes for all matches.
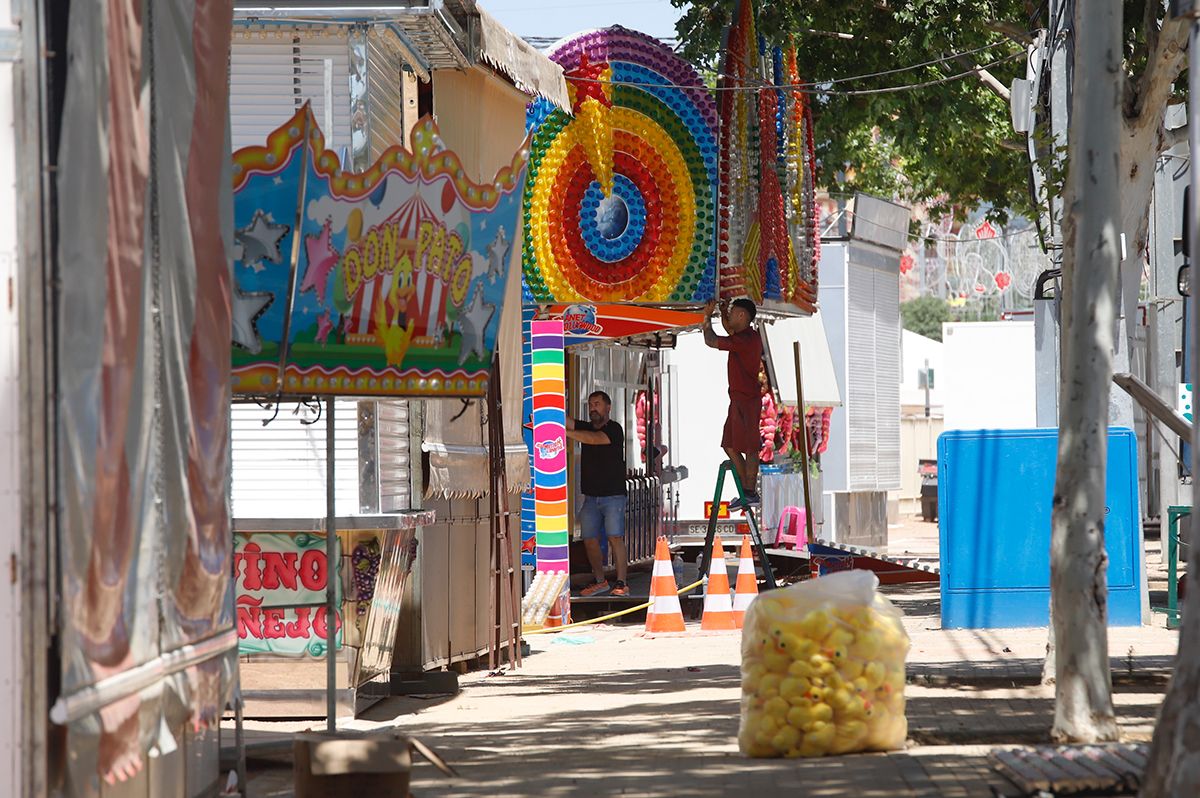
[225,0,567,720]
[519,2,825,623]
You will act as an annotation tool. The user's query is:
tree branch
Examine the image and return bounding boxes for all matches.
[954,55,1012,101]
[1164,122,1188,152]
[1132,15,1189,123]
[987,20,1036,46]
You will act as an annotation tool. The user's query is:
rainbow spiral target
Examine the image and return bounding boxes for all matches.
[523,27,719,304]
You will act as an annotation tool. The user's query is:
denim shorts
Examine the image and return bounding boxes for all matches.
[579,494,627,540]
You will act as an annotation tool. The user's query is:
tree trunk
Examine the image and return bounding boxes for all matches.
[1050,0,1121,744]
[1141,20,1200,798]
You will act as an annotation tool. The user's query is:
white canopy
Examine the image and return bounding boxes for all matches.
[765,314,842,408]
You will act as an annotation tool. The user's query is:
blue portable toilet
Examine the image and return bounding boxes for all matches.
[937,427,1143,629]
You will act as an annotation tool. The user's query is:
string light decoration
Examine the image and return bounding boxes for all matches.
[522,27,719,304]
[718,1,819,312]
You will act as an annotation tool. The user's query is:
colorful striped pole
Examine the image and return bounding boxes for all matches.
[530,320,569,572]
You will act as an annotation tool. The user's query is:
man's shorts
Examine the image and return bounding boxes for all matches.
[580,494,627,540]
[722,393,762,455]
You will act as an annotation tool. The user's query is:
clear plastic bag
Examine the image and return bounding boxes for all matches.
[738,570,910,758]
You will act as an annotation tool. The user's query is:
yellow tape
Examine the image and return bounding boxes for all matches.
[523,578,706,635]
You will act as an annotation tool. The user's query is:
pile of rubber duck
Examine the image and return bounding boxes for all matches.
[738,572,910,758]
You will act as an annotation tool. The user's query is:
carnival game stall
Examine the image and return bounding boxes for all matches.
[518,3,823,618]
[228,105,526,720]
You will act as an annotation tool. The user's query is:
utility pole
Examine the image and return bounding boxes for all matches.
[1147,105,1188,526]
[1017,0,1072,428]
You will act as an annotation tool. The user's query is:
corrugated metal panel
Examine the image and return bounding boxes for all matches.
[377,400,412,512]
[366,35,406,157]
[231,400,360,518]
[846,261,877,491]
[230,33,352,153]
[874,266,902,490]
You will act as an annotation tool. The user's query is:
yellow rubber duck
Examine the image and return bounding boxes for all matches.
[831,720,869,755]
[780,676,811,702]
[758,672,783,698]
[771,725,801,753]
[811,701,834,724]
[838,658,865,681]
[797,609,832,640]
[765,652,793,675]
[787,659,815,679]
[862,661,887,691]
[786,703,814,729]
[799,721,836,756]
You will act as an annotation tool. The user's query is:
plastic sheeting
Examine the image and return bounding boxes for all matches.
[54,0,235,791]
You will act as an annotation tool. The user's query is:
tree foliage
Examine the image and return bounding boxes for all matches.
[900,295,952,341]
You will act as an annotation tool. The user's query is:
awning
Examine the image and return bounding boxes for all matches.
[765,314,842,407]
[474,6,570,110]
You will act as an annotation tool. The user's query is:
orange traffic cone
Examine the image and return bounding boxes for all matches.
[701,534,737,631]
[645,537,686,633]
[732,535,758,628]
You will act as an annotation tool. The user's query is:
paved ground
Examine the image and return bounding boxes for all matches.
[231,517,1181,797]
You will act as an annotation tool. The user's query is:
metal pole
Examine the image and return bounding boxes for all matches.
[924,358,931,418]
[325,397,337,731]
[793,341,815,545]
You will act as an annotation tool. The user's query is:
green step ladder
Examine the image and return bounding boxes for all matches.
[697,460,777,590]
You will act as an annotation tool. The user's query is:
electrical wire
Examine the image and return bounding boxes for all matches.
[563,51,1025,96]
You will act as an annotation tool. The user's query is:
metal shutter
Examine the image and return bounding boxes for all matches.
[231,400,360,518]
[847,261,878,490]
[366,35,406,157]
[230,31,352,153]
[874,266,902,490]
[376,400,412,512]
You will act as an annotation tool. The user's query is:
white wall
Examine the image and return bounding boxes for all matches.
[942,321,1036,430]
[900,330,943,411]
[670,330,747,519]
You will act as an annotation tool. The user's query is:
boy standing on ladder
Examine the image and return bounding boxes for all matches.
[702,298,763,510]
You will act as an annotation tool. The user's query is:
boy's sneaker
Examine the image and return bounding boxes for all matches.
[744,493,761,506]
[728,497,748,510]
[610,580,630,597]
[579,580,611,597]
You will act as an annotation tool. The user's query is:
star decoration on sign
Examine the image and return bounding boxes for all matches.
[231,282,274,354]
[300,220,339,304]
[315,310,334,345]
[456,284,495,365]
[485,226,511,284]
[235,210,289,270]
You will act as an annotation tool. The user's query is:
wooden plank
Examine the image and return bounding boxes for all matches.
[1108,743,1149,771]
[1056,746,1124,785]
[1087,746,1142,788]
[991,750,1053,792]
[1023,750,1090,788]
[1033,749,1108,790]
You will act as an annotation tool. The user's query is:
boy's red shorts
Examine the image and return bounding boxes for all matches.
[721,394,761,455]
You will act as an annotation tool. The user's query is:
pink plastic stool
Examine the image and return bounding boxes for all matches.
[775,506,808,550]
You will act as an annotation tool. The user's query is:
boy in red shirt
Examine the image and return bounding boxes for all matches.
[702,298,763,508]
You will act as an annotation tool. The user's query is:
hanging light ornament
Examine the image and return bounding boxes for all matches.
[717,4,820,312]
[522,27,718,303]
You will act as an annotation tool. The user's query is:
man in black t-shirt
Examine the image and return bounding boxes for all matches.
[568,390,629,597]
